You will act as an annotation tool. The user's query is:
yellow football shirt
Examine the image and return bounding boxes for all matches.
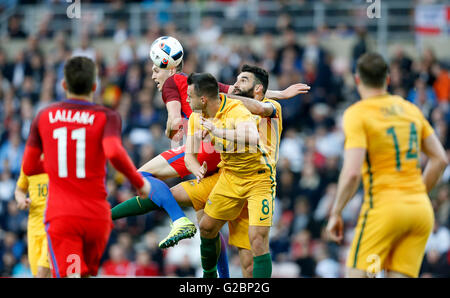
[343,94,434,202]
[188,94,282,176]
[16,169,48,235]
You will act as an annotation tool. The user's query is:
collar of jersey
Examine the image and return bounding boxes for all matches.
[216,94,227,117]
[65,98,96,105]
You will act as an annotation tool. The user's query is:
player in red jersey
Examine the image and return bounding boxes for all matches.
[22,56,151,278]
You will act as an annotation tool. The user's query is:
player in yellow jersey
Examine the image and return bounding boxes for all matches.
[326,52,448,278]
[185,69,281,278]
[15,168,51,278]
[171,65,284,277]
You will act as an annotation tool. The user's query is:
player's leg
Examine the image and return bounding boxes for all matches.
[83,218,113,277]
[228,203,253,277]
[248,225,271,278]
[36,234,51,278]
[199,213,227,278]
[138,154,179,180]
[136,172,196,249]
[27,231,39,277]
[200,170,245,278]
[175,177,230,278]
[238,248,253,278]
[247,179,274,278]
[36,266,52,278]
[111,147,192,222]
[45,217,89,278]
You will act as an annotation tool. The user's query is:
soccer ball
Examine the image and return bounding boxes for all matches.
[149,36,184,69]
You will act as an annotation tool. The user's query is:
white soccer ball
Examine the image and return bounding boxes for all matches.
[149,36,184,70]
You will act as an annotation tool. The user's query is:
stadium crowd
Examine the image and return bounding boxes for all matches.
[0,2,449,278]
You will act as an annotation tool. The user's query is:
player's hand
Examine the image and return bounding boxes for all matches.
[138,177,151,199]
[194,161,207,184]
[16,197,31,210]
[326,213,344,244]
[280,83,311,99]
[200,116,218,136]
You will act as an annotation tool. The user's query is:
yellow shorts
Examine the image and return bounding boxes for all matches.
[181,172,251,250]
[205,168,274,227]
[347,193,434,277]
[27,226,50,276]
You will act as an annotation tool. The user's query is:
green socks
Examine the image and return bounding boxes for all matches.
[111,196,160,220]
[200,235,221,278]
[253,253,272,278]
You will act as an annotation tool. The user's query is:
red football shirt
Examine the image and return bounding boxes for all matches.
[22,99,144,223]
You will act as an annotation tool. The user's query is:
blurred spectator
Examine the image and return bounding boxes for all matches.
[12,255,32,277]
[131,249,159,277]
[290,197,314,236]
[407,77,437,117]
[270,211,292,261]
[1,232,25,261]
[174,254,196,277]
[1,252,16,277]
[314,243,340,278]
[431,63,450,103]
[0,170,15,202]
[420,249,450,278]
[274,28,303,75]
[7,15,27,39]
[278,128,304,173]
[0,132,25,176]
[433,184,450,228]
[291,230,316,278]
[3,201,27,235]
[425,221,450,254]
[297,162,324,211]
[117,232,135,261]
[72,34,96,61]
[100,244,132,276]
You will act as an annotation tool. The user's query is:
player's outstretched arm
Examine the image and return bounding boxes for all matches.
[222,93,276,117]
[421,133,448,192]
[200,116,259,146]
[165,101,183,139]
[265,83,310,100]
[327,148,365,244]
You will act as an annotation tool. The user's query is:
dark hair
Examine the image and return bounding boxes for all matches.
[64,56,96,95]
[241,64,269,94]
[356,52,389,88]
[187,72,219,99]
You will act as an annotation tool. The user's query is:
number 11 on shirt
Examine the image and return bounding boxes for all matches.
[53,127,86,178]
